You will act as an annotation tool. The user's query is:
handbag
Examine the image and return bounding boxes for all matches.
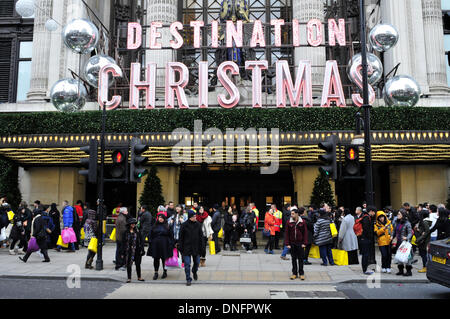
[109,228,116,241]
[218,228,224,239]
[57,235,69,248]
[308,244,320,259]
[262,228,271,237]
[240,232,251,243]
[332,249,348,266]
[88,237,98,253]
[330,223,338,238]
[80,228,85,240]
[394,241,412,264]
[27,237,40,252]
[209,240,216,255]
[165,248,182,268]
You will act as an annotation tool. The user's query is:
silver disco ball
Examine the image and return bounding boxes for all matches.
[15,0,35,18]
[347,52,384,85]
[62,19,99,54]
[383,75,421,107]
[50,78,87,112]
[369,23,399,52]
[45,19,59,32]
[84,55,121,88]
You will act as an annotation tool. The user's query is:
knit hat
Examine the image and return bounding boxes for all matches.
[187,209,196,219]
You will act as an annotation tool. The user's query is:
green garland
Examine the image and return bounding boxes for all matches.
[0,157,22,211]
[0,107,449,135]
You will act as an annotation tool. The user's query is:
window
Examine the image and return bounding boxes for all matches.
[0,0,15,18]
[0,40,12,103]
[16,41,33,101]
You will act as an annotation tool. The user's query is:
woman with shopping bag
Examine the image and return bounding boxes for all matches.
[19,210,52,263]
[147,213,174,280]
[337,209,359,265]
[83,207,98,269]
[122,218,145,283]
[392,209,413,276]
[374,211,393,273]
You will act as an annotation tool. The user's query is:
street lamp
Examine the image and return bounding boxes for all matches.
[359,0,375,206]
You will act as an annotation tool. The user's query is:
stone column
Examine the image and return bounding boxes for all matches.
[293,0,326,98]
[145,0,178,103]
[381,0,429,94]
[421,0,449,94]
[26,0,53,102]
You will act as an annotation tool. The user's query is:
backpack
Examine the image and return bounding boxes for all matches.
[353,217,363,236]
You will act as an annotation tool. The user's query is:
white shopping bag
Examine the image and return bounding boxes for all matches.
[0,227,6,242]
[394,241,412,264]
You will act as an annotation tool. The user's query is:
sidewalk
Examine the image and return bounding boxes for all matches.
[0,243,429,284]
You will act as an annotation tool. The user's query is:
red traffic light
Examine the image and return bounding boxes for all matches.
[345,147,358,161]
[112,150,125,164]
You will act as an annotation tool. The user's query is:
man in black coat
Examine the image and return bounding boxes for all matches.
[138,205,152,245]
[360,206,376,275]
[178,210,203,286]
[71,204,81,250]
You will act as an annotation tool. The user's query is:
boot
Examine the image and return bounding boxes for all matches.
[85,257,94,269]
[404,265,412,277]
[200,258,206,267]
[153,272,158,280]
[396,265,404,276]
[418,267,427,273]
[161,269,167,279]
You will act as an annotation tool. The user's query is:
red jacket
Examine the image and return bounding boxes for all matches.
[74,205,83,221]
[284,217,308,246]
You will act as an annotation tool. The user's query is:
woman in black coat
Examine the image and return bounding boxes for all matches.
[147,213,174,280]
[49,203,61,249]
[122,218,145,283]
[429,208,450,240]
[19,211,51,263]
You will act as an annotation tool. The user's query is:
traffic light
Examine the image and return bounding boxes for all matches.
[79,139,98,183]
[318,135,338,180]
[108,148,128,180]
[343,145,360,176]
[130,138,149,182]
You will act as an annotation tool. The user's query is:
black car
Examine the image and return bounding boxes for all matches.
[427,237,450,288]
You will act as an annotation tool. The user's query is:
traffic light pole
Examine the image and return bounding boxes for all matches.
[96,103,106,271]
[359,0,375,206]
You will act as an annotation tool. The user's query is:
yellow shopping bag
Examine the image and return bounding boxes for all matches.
[218,228,224,239]
[80,228,85,240]
[7,211,14,221]
[88,237,98,253]
[57,235,68,248]
[109,228,116,241]
[209,240,216,255]
[330,223,338,238]
[102,220,106,234]
[411,235,416,246]
[308,244,320,259]
[332,249,349,266]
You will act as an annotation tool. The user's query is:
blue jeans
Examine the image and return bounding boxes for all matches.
[281,245,290,257]
[183,255,200,282]
[319,244,334,265]
[58,243,75,251]
[379,245,391,269]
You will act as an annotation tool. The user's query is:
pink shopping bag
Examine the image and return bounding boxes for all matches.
[62,227,77,244]
[165,248,182,268]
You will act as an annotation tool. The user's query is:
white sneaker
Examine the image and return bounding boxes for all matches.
[386,268,391,274]
[9,250,16,255]
[381,268,386,273]
[247,250,253,254]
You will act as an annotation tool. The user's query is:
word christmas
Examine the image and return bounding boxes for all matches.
[97,19,375,110]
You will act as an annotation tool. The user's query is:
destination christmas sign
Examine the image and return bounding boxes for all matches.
[98,19,375,110]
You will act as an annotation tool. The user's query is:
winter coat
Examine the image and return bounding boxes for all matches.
[166,207,176,219]
[115,212,128,242]
[302,215,314,246]
[179,219,203,256]
[392,219,413,243]
[138,210,152,239]
[211,210,222,233]
[202,216,214,238]
[414,219,431,249]
[83,210,98,247]
[337,214,359,251]
[374,211,393,247]
[122,229,144,266]
[10,212,27,241]
[147,222,174,260]
[264,212,277,236]
[62,206,74,228]
[361,213,375,242]
[168,213,187,241]
[284,217,308,246]
[313,216,333,246]
[429,218,450,240]
[31,214,50,250]
[243,211,256,231]
[223,212,234,232]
